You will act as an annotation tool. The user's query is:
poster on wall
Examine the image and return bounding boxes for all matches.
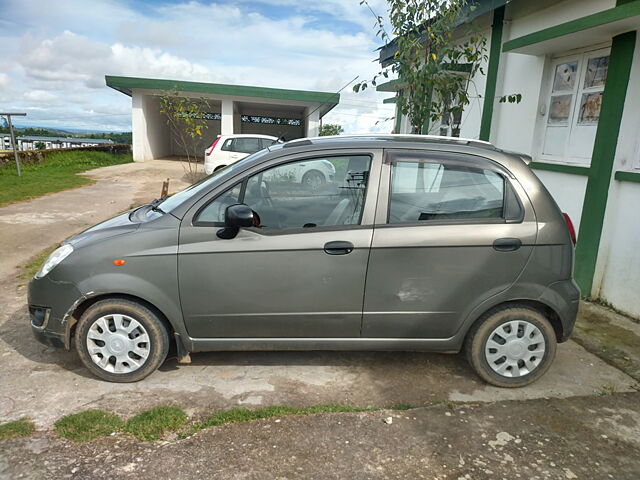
[552,62,577,91]
[578,92,603,124]
[584,56,609,88]
[548,94,572,124]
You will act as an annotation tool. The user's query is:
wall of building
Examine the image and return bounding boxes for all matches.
[532,169,588,234]
[592,30,640,316]
[131,88,323,160]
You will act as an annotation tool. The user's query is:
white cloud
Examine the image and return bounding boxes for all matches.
[0,0,393,132]
[23,90,56,101]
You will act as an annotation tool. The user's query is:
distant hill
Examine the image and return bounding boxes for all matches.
[0,123,132,144]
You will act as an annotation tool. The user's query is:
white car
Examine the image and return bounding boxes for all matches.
[204,134,278,174]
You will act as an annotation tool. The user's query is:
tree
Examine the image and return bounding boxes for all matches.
[34,141,46,150]
[159,88,211,183]
[319,123,344,136]
[355,0,519,133]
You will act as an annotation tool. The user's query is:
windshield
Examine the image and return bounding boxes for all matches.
[157,149,270,213]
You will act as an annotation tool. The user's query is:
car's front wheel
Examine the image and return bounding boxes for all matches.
[465,305,557,388]
[75,299,169,382]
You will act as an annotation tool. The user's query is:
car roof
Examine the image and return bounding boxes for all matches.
[220,134,278,139]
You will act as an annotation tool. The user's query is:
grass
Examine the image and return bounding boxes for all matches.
[0,150,132,207]
[0,418,35,440]
[196,403,373,431]
[17,244,58,280]
[54,409,123,443]
[51,402,423,443]
[124,406,187,441]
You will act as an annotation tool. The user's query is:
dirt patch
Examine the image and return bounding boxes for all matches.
[573,303,640,382]
[1,393,639,479]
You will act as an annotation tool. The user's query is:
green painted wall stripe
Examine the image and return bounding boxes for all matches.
[479,6,505,141]
[105,75,339,105]
[615,170,640,183]
[574,30,636,296]
[529,161,591,176]
[382,97,397,104]
[503,1,640,52]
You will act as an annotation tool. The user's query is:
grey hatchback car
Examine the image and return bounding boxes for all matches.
[28,135,580,387]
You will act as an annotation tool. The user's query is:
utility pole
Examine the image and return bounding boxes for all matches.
[1,112,27,176]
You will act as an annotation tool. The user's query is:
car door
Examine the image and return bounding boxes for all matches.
[178,149,382,338]
[362,149,537,339]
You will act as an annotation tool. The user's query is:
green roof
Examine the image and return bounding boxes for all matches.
[105,75,339,117]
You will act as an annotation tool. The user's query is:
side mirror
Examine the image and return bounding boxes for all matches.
[217,203,254,239]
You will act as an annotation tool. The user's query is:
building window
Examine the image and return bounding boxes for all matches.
[539,47,610,165]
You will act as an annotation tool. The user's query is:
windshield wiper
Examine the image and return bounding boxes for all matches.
[149,197,167,214]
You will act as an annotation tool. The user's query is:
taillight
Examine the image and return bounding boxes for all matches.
[563,213,576,246]
[206,136,221,156]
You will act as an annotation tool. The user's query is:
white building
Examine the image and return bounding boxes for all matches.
[106,75,339,163]
[379,0,640,317]
[0,134,114,151]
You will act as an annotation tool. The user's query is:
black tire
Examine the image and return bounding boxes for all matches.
[465,304,557,388]
[75,299,170,383]
[301,170,325,190]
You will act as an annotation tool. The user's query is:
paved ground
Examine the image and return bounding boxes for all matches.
[2,393,639,479]
[0,158,639,478]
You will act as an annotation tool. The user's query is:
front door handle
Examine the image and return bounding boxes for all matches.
[324,241,354,255]
[493,238,522,252]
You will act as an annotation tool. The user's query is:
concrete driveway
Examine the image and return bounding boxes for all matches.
[0,159,637,427]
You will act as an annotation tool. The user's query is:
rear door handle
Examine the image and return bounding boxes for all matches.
[324,241,354,255]
[493,238,522,252]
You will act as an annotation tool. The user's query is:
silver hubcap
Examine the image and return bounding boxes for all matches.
[86,314,150,374]
[304,173,323,190]
[485,320,546,378]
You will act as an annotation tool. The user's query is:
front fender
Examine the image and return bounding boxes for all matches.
[71,272,188,342]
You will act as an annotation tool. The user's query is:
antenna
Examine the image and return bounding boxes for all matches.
[304,75,359,121]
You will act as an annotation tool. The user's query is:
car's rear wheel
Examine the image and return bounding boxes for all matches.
[465,305,557,388]
[75,299,169,383]
[301,170,325,190]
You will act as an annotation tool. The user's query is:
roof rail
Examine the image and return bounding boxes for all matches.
[282,133,494,148]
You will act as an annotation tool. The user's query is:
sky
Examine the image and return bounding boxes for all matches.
[0,0,395,134]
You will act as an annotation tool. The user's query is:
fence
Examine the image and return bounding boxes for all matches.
[0,144,132,169]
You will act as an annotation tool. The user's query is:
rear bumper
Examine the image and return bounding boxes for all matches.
[540,279,580,342]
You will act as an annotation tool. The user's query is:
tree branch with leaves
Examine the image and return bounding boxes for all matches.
[159,88,211,182]
[356,0,520,134]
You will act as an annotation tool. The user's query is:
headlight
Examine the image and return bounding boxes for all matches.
[35,244,74,279]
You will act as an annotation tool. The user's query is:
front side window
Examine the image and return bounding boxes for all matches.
[389,161,505,223]
[195,183,242,224]
[244,156,371,230]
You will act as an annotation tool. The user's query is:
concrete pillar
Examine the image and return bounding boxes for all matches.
[131,91,147,162]
[306,106,320,137]
[221,99,234,135]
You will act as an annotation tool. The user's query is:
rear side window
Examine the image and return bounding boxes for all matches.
[221,139,234,151]
[389,161,506,223]
[233,138,263,154]
[261,138,277,149]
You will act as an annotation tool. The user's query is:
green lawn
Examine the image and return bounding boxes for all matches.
[0,150,133,207]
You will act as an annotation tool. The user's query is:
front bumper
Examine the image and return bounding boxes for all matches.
[28,275,83,350]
